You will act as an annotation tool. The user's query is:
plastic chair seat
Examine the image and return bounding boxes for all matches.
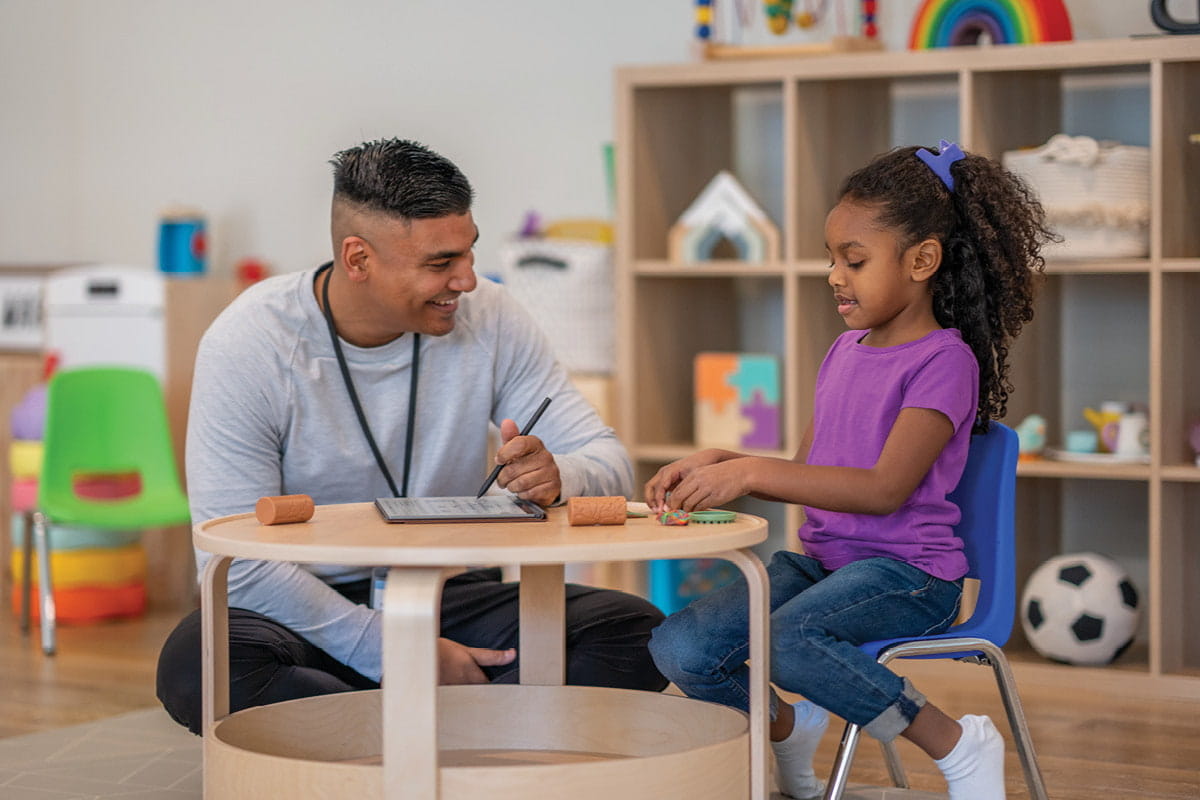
[44,492,190,530]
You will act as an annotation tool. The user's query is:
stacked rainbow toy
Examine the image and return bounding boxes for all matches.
[8,382,147,624]
[909,0,1073,49]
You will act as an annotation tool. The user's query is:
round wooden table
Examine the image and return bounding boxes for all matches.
[196,502,771,799]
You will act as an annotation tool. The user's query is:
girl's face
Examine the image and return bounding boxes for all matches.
[824,199,941,347]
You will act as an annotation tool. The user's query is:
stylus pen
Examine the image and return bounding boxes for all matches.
[476,396,553,498]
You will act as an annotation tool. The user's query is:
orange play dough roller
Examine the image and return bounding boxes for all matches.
[567,496,627,526]
[255,494,315,525]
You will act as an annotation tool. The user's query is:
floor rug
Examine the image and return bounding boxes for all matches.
[0,708,200,799]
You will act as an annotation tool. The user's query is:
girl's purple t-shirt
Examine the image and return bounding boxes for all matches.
[798,328,979,581]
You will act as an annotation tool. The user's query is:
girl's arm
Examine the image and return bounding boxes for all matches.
[665,407,954,515]
[747,420,815,502]
[793,419,814,465]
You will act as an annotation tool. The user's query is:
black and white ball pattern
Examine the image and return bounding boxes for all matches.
[1021,552,1140,666]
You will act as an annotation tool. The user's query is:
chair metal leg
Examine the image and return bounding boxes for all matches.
[977,641,1050,800]
[873,647,917,792]
[20,511,33,634]
[822,720,863,800]
[823,710,910,798]
[824,638,1048,800]
[32,512,56,656]
[879,737,909,789]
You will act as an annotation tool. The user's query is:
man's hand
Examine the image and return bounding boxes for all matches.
[492,418,560,507]
[437,637,516,684]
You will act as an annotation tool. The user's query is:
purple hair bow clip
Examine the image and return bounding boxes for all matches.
[916,139,965,192]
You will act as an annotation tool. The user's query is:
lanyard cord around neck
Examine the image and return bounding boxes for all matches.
[318,263,419,498]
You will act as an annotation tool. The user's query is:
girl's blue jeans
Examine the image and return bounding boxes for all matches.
[649,550,962,743]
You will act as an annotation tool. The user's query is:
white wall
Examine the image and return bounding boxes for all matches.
[0,1,1174,276]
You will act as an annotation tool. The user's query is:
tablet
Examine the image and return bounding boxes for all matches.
[374,495,547,523]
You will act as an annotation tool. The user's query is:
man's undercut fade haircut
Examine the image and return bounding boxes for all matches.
[330,138,474,220]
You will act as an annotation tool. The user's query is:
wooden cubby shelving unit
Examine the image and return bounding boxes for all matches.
[614,37,1200,698]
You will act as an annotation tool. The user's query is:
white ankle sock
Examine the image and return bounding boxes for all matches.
[771,701,829,800]
[935,714,1006,800]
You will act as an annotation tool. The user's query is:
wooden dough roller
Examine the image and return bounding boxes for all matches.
[567,496,627,526]
[256,494,315,525]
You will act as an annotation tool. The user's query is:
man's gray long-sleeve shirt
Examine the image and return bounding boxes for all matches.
[186,267,632,681]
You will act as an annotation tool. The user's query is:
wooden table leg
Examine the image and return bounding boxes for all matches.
[518,564,565,685]
[200,555,232,735]
[719,548,770,800]
[382,567,454,800]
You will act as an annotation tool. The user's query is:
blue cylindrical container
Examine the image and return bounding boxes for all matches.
[157,212,207,275]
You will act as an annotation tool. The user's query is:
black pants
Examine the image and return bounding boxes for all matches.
[156,568,667,734]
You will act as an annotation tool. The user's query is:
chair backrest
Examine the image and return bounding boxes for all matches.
[38,366,189,528]
[945,422,1019,647]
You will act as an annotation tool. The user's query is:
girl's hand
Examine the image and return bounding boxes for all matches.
[661,459,751,512]
[643,449,727,512]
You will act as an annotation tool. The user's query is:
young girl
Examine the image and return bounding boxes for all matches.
[644,142,1051,800]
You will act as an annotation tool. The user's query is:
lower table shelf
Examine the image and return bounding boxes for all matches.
[204,684,750,799]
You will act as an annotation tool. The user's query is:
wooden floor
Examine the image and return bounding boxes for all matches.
[0,606,186,739]
[1,607,1198,798]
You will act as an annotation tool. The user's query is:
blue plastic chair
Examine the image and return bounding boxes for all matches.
[823,422,1049,800]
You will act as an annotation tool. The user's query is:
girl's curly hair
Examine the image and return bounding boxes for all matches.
[838,145,1056,431]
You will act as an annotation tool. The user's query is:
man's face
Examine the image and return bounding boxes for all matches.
[362,211,479,338]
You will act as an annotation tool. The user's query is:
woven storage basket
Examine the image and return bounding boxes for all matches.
[498,238,614,374]
[1002,134,1150,259]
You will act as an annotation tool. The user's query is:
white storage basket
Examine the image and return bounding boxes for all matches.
[1002,134,1150,259]
[497,238,614,374]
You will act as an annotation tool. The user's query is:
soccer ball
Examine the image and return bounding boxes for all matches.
[1020,552,1140,666]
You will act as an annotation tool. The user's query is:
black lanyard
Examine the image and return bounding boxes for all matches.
[317,262,418,498]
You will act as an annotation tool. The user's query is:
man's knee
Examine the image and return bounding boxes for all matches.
[564,587,668,691]
[156,610,203,735]
[154,606,303,735]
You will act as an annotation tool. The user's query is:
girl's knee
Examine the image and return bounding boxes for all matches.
[647,613,678,664]
[648,610,701,679]
[770,613,822,657]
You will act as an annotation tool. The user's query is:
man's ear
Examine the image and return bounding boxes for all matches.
[909,238,942,283]
[339,236,372,283]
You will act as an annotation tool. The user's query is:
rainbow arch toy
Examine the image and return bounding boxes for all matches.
[909,0,1073,49]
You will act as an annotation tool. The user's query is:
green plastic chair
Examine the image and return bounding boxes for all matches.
[26,366,191,654]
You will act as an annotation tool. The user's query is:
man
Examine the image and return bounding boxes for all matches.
[156,138,666,734]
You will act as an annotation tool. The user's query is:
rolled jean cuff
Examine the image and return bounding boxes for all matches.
[863,677,926,743]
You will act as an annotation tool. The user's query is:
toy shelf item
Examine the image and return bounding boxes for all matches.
[669,172,780,264]
[695,0,882,60]
[908,0,1073,49]
[1002,134,1150,260]
[694,352,781,450]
